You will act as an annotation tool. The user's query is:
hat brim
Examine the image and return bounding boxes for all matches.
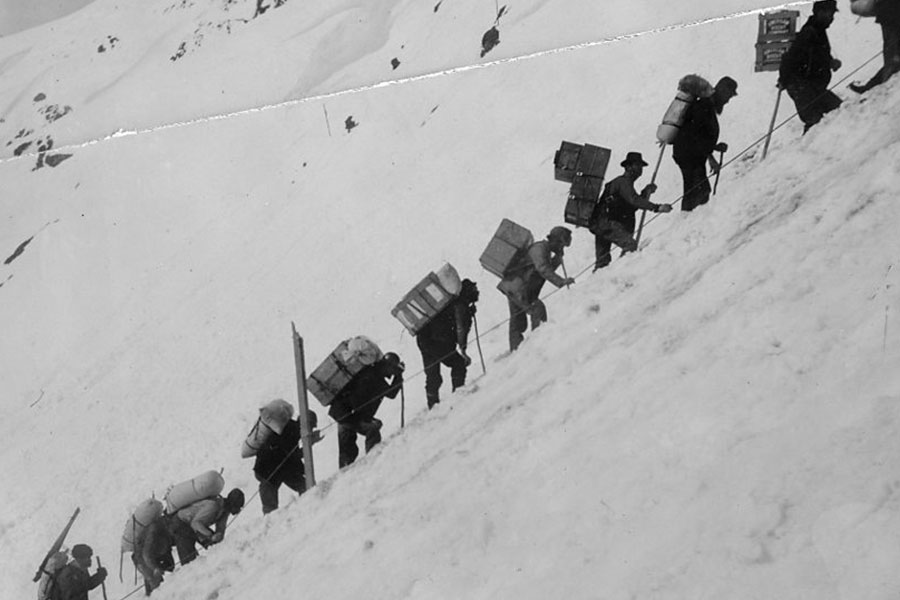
[621,159,649,167]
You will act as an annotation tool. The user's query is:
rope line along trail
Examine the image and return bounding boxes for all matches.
[638,49,882,235]
[57,12,890,600]
[305,45,884,444]
[103,56,879,595]
[0,3,815,167]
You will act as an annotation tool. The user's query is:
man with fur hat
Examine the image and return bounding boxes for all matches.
[589,152,672,270]
[167,488,244,564]
[415,278,480,409]
[54,544,107,600]
[673,76,737,211]
[329,352,405,467]
[500,226,575,352]
[779,0,843,132]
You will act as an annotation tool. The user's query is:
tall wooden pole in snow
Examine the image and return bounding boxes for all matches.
[762,87,783,160]
[292,323,316,489]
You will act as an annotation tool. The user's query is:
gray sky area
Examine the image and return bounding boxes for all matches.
[0,0,95,36]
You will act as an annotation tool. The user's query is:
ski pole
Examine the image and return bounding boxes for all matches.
[561,258,571,288]
[400,383,405,429]
[97,557,108,600]
[713,149,725,196]
[472,314,486,375]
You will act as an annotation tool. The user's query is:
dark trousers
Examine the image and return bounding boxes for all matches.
[859,24,900,91]
[337,419,382,468]
[592,219,637,269]
[256,467,306,514]
[418,341,467,408]
[166,517,199,565]
[508,297,547,352]
[132,549,173,595]
[677,161,711,211]
[784,84,842,132]
[884,22,900,80]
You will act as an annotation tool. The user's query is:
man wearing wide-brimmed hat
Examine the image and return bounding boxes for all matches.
[588,152,672,270]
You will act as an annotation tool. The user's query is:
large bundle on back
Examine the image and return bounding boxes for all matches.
[850,0,877,16]
[307,336,383,406]
[164,470,225,513]
[479,219,534,279]
[656,74,714,144]
[553,141,612,227]
[391,263,462,335]
[37,551,68,600]
[120,497,164,553]
[241,399,294,458]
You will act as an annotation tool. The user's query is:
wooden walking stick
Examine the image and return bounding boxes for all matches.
[632,143,667,251]
[472,314,486,375]
[713,149,725,196]
[96,557,108,600]
[399,382,406,428]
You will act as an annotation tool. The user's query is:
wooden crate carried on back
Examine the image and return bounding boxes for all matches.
[553,141,612,228]
[306,336,383,406]
[479,219,534,279]
[391,263,462,335]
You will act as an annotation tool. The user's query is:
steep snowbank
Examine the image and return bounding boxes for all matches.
[1,1,898,599]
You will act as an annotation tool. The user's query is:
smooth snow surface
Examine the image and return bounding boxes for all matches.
[1,1,899,599]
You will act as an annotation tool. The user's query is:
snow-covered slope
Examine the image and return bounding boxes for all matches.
[1,1,898,598]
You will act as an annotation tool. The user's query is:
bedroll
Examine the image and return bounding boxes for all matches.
[656,74,714,144]
[307,336,383,406]
[37,551,68,600]
[850,0,877,16]
[120,497,164,553]
[164,470,225,513]
[241,399,294,458]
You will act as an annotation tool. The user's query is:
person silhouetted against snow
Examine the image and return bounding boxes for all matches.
[779,0,843,132]
[54,544,107,600]
[849,0,900,93]
[254,410,320,514]
[416,279,479,409]
[37,550,68,600]
[167,489,244,565]
[132,519,175,595]
[673,76,737,211]
[329,352,404,467]
[589,152,672,270]
[501,226,575,352]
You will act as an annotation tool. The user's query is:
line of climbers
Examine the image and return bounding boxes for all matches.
[35,2,899,598]
[38,471,245,599]
[781,0,900,131]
